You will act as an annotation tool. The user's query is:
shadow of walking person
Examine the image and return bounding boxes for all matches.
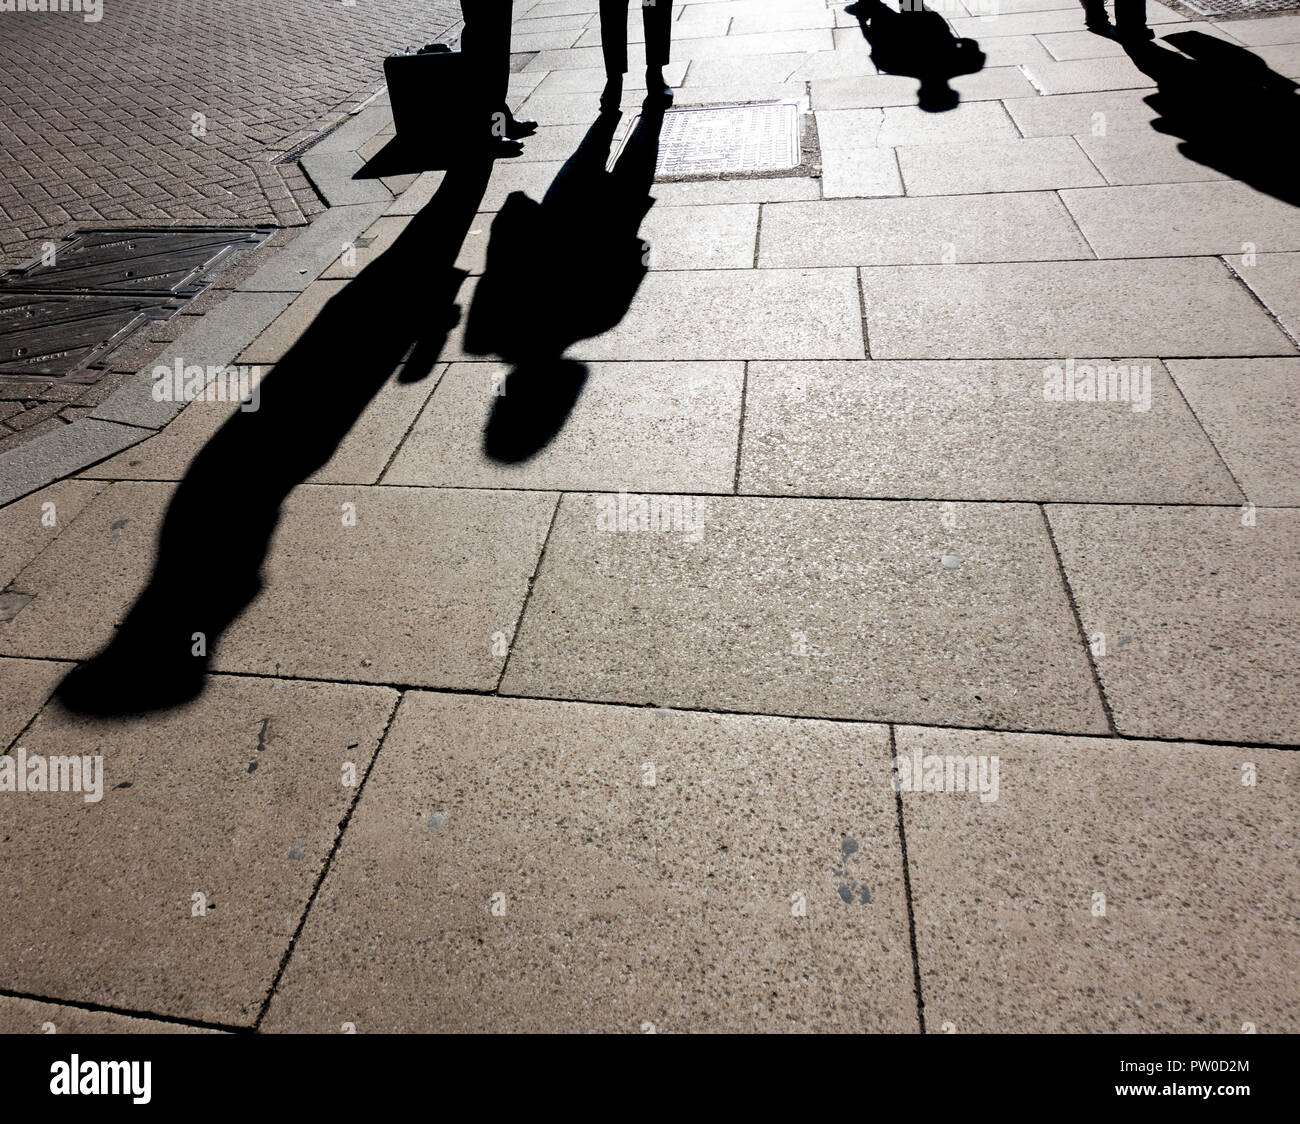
[844,0,986,112]
[463,106,665,463]
[55,162,493,716]
[1121,31,1300,207]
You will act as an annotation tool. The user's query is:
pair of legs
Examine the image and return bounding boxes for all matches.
[1082,0,1154,40]
[599,0,674,110]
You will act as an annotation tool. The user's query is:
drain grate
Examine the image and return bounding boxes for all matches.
[617,102,803,178]
[1179,0,1299,14]
[0,227,271,380]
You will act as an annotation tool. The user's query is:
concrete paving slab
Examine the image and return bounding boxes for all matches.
[1046,503,1300,744]
[0,676,397,1026]
[813,109,901,198]
[0,997,216,1033]
[1040,21,1235,61]
[858,258,1294,359]
[565,267,864,360]
[1255,41,1300,77]
[896,136,1105,195]
[638,203,759,270]
[953,7,1182,37]
[319,215,408,279]
[236,279,348,365]
[1167,359,1300,506]
[0,421,151,509]
[262,692,918,1033]
[86,365,447,487]
[0,656,71,751]
[299,152,393,207]
[501,494,1109,732]
[1019,55,1158,95]
[649,176,821,205]
[1235,251,1300,341]
[382,360,743,492]
[237,201,390,291]
[1223,13,1300,46]
[900,726,1300,1032]
[1002,89,1160,136]
[0,481,555,691]
[383,170,448,216]
[529,61,689,94]
[738,359,1240,503]
[0,479,105,587]
[1062,181,1300,258]
[810,66,1038,109]
[758,192,1092,266]
[1075,129,1232,185]
[876,101,1023,146]
[92,292,294,430]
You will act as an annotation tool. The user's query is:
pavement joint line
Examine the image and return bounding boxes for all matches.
[59,477,1300,509]
[855,266,872,358]
[252,687,406,1033]
[887,724,927,1035]
[492,494,564,693]
[1163,357,1254,504]
[85,668,1300,753]
[1055,186,1104,258]
[373,366,449,486]
[0,988,247,1035]
[1220,251,1300,352]
[731,359,750,495]
[1037,502,1119,737]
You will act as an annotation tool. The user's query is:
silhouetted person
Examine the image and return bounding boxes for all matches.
[1081,0,1153,42]
[845,0,985,112]
[1120,31,1300,206]
[461,0,537,153]
[600,0,674,113]
[464,103,666,461]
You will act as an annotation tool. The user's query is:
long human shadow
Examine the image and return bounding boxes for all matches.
[464,106,665,463]
[55,161,493,716]
[845,0,986,112]
[1121,31,1300,207]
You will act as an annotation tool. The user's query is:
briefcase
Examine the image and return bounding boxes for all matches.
[383,43,469,143]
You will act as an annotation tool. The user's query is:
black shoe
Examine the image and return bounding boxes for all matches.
[497,107,538,139]
[645,69,674,107]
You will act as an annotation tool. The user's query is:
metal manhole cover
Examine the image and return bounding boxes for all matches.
[0,226,271,380]
[1179,0,1298,14]
[618,102,802,178]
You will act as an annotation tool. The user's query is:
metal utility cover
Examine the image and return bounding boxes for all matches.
[0,226,271,381]
[1180,0,1298,13]
[0,227,269,299]
[620,103,802,178]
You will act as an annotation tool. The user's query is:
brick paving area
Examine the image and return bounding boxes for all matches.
[0,0,463,447]
[0,0,463,267]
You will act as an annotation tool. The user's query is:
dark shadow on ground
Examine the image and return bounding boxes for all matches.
[464,105,665,463]
[1120,31,1300,207]
[55,160,494,716]
[844,0,985,112]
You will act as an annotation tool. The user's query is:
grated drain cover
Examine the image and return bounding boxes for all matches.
[0,226,271,380]
[1179,0,1299,14]
[617,102,803,178]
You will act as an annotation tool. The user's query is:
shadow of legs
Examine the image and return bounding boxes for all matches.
[56,162,492,716]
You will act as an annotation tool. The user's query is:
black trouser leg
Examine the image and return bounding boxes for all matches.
[643,0,673,70]
[462,1,513,135]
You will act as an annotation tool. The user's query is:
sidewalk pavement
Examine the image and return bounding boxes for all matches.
[1,0,1298,1033]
